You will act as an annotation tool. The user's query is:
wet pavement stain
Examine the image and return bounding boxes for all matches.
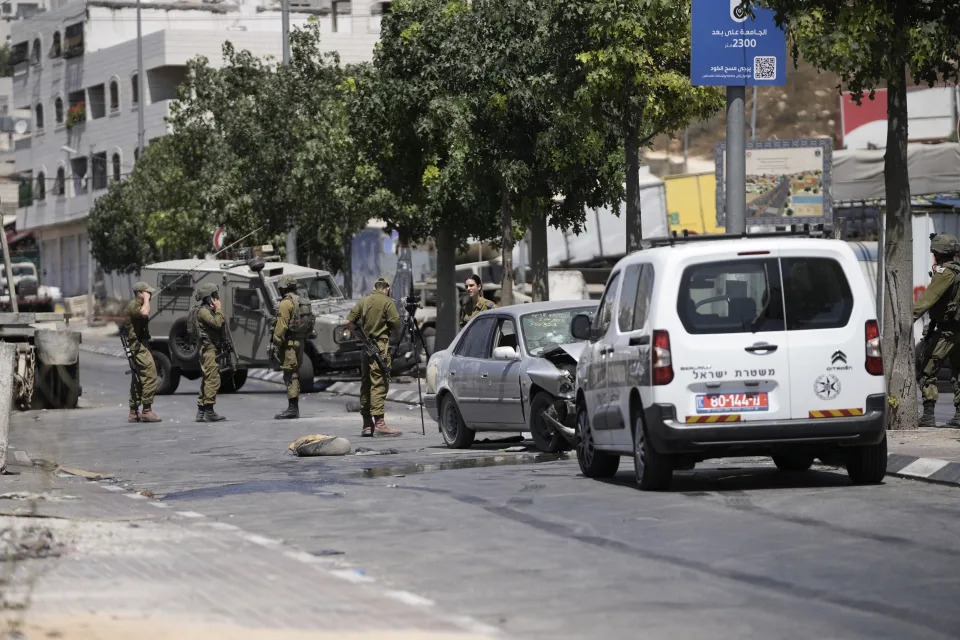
[359,451,574,478]
[161,480,345,501]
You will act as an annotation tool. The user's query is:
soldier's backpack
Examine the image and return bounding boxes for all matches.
[284,294,316,339]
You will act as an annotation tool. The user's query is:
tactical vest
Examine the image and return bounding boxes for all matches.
[284,294,316,339]
[941,263,960,323]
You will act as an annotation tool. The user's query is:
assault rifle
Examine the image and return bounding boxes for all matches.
[351,322,391,380]
[218,322,238,372]
[119,325,143,394]
[917,319,938,380]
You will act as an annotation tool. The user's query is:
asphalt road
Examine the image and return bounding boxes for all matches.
[10,352,960,639]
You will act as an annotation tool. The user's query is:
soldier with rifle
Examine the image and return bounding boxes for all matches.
[270,275,311,420]
[347,277,402,437]
[914,233,960,428]
[123,282,162,423]
[192,283,228,423]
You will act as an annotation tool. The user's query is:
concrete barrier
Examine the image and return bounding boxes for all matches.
[0,342,17,472]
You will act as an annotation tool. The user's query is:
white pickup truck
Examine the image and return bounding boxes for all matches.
[0,261,63,312]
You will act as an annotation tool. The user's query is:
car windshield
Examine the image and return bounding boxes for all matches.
[521,306,597,356]
[293,275,343,301]
[12,265,32,277]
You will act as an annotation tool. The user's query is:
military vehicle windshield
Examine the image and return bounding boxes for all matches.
[292,275,343,301]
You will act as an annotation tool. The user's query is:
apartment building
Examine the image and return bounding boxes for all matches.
[12,0,387,299]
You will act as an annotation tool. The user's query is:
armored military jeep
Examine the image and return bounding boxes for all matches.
[139,256,417,395]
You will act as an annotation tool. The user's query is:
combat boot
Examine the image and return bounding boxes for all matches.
[204,405,226,422]
[919,400,937,428]
[373,415,402,437]
[128,408,140,423]
[361,413,374,437]
[274,398,299,420]
[195,406,205,423]
[945,406,960,428]
[139,405,162,423]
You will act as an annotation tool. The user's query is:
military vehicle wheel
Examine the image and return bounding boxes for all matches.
[153,350,181,395]
[32,363,80,409]
[299,356,316,393]
[220,369,248,393]
[169,319,199,363]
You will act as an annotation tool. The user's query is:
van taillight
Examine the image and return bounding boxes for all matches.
[653,330,674,385]
[865,320,883,376]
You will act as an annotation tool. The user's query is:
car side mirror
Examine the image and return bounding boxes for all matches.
[570,313,592,341]
[493,346,519,361]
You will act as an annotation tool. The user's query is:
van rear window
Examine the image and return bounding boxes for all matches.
[677,259,785,335]
[781,257,853,330]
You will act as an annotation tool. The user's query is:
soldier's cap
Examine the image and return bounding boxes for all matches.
[375,277,390,287]
[277,275,298,290]
[133,281,155,294]
[931,233,958,254]
[195,283,219,299]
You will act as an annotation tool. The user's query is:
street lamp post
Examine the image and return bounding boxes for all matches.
[281,0,297,264]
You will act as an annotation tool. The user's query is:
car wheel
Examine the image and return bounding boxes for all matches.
[169,318,199,363]
[440,394,475,449]
[773,454,815,472]
[299,355,316,393]
[576,404,619,478]
[846,435,887,485]
[633,414,672,490]
[153,350,180,395]
[530,392,565,453]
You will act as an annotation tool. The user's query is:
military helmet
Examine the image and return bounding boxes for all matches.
[194,283,219,301]
[930,233,958,254]
[277,275,298,292]
[133,281,155,294]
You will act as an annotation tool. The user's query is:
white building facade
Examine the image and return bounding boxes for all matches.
[12,0,386,299]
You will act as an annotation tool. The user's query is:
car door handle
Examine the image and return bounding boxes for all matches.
[480,373,488,378]
[629,335,650,346]
[744,344,778,353]
[449,371,455,376]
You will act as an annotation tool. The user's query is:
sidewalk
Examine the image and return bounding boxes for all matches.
[0,454,500,640]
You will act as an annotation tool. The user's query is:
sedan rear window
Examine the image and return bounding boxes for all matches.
[781,257,853,330]
[677,259,785,335]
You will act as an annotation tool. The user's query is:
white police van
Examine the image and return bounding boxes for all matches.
[570,233,887,490]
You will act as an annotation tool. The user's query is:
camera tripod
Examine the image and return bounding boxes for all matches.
[392,299,431,435]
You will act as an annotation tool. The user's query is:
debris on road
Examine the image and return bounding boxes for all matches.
[0,524,63,560]
[56,466,114,481]
[353,447,399,456]
[288,434,351,457]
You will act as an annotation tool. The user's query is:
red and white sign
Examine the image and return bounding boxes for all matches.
[212,226,227,251]
[839,86,957,150]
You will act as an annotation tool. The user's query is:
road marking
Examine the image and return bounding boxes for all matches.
[200,521,240,532]
[243,533,282,547]
[384,590,434,607]
[897,458,950,478]
[148,501,170,509]
[330,568,376,584]
[101,485,125,491]
[123,493,147,500]
[176,510,206,519]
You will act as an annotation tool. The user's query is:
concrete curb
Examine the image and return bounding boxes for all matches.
[79,343,424,406]
[886,453,960,487]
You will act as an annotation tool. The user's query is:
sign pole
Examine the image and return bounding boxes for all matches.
[725,86,747,234]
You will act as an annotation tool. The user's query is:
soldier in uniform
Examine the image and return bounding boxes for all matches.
[914,233,960,428]
[124,282,162,423]
[347,277,402,437]
[194,283,227,423]
[459,273,497,329]
[271,275,304,419]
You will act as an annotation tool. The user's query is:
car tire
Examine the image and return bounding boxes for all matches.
[846,435,887,485]
[298,355,316,393]
[220,369,248,393]
[530,392,566,453]
[773,454,815,472]
[153,350,180,395]
[576,404,619,478]
[633,414,672,490]
[440,394,475,449]
[169,318,199,363]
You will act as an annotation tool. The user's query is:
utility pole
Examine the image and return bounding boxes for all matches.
[725,86,746,234]
[281,0,297,264]
[136,0,145,157]
[750,85,758,141]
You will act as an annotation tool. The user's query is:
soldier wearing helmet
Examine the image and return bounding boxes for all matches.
[914,233,960,427]
[123,281,162,423]
[193,282,227,423]
[271,275,304,419]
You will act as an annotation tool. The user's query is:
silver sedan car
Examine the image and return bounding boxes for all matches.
[424,300,599,452]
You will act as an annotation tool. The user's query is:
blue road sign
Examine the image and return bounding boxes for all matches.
[691,0,787,86]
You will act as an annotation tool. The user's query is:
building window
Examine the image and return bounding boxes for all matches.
[109,80,120,112]
[131,73,139,105]
[87,84,106,119]
[54,97,64,125]
[54,167,65,196]
[134,147,140,162]
[34,103,43,131]
[112,153,121,182]
[91,152,107,191]
[30,38,41,65]
[63,23,84,59]
[35,171,46,201]
[50,32,61,58]
[9,42,28,67]
[332,1,352,33]
[369,1,390,31]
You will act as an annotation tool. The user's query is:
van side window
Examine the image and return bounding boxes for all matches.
[593,271,620,340]
[677,259,784,335]
[618,264,655,332]
[233,287,261,311]
[781,257,853,330]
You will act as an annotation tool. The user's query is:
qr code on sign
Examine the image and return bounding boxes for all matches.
[753,56,776,80]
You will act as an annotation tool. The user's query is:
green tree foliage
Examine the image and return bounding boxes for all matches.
[759,0,960,429]
[555,0,723,250]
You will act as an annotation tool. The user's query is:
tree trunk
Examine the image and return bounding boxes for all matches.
[530,211,549,302]
[500,187,515,306]
[625,129,643,252]
[882,63,915,430]
[435,224,458,352]
[341,227,353,299]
